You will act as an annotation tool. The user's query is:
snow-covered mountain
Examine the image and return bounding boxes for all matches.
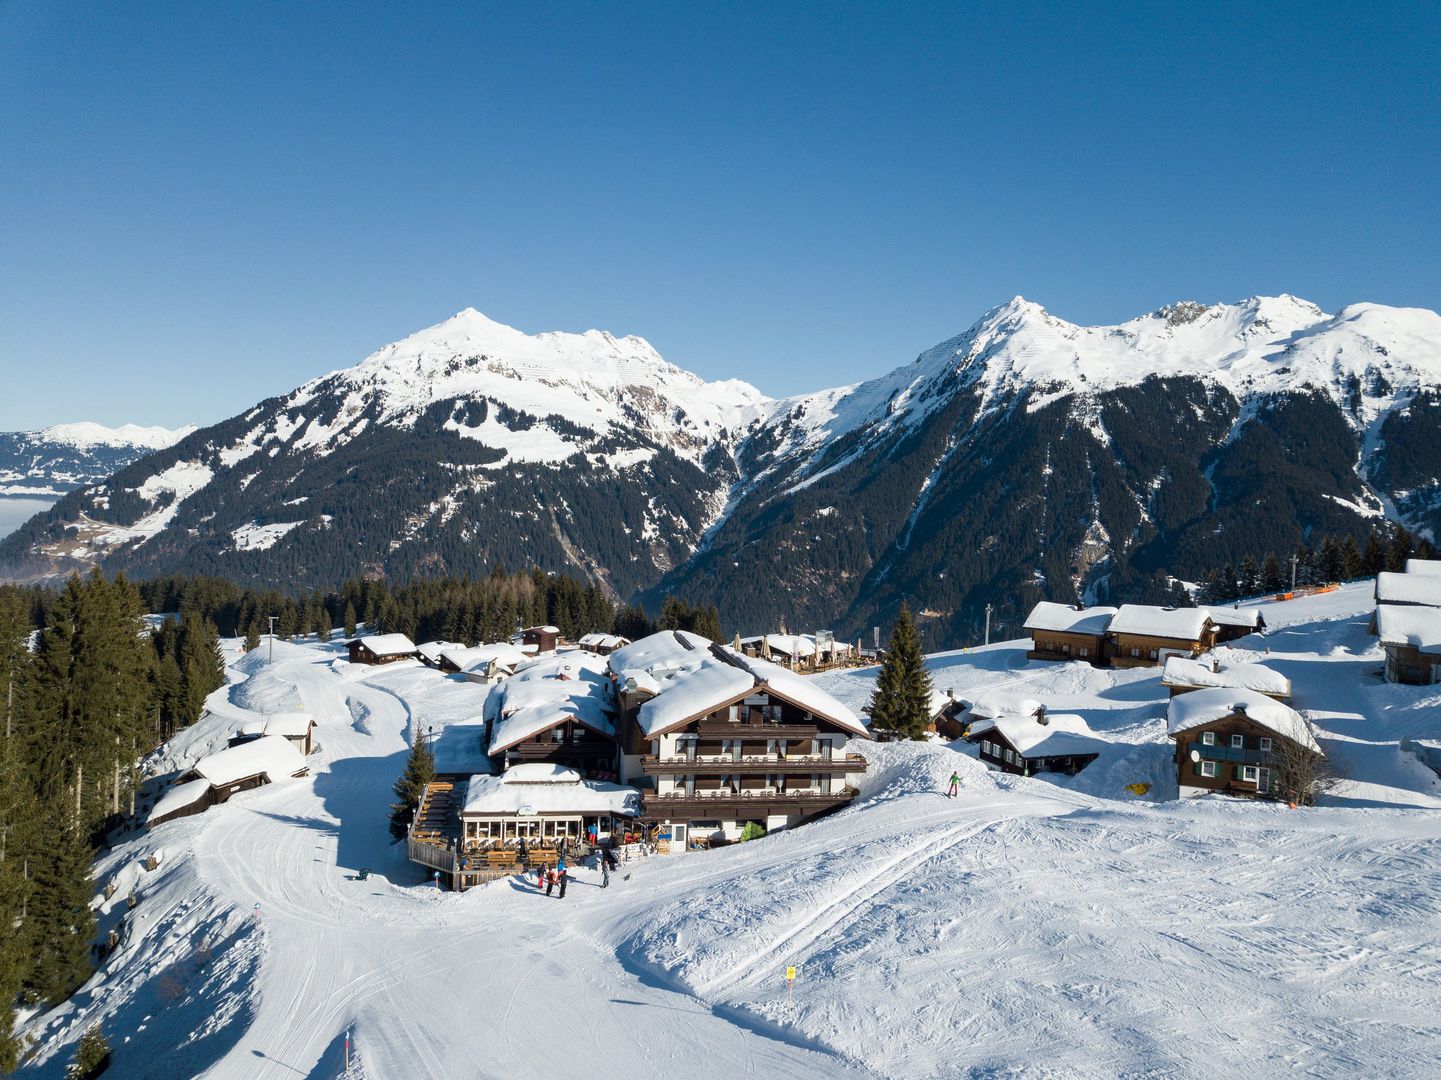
[0,421,195,499]
[3,298,1440,647]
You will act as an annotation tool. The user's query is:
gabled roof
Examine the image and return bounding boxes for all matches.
[347,633,417,657]
[1166,687,1321,754]
[578,633,629,650]
[1108,605,1213,640]
[1202,606,1266,631]
[415,640,459,662]
[263,712,315,738]
[606,630,712,677]
[1375,572,1441,608]
[636,659,757,737]
[488,652,614,753]
[1376,604,1441,656]
[1161,655,1291,698]
[981,713,1106,760]
[194,735,307,786]
[148,778,213,823]
[721,649,868,737]
[1023,602,1117,635]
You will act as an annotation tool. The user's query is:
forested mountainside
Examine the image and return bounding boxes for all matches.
[0,422,193,499]
[3,298,1440,649]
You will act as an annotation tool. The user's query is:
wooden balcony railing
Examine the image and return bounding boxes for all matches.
[640,754,866,775]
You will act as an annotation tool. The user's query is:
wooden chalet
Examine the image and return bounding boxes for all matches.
[577,633,630,656]
[1376,604,1441,686]
[261,712,317,755]
[486,653,619,777]
[459,763,640,848]
[415,640,458,668]
[928,688,971,740]
[1374,572,1441,611]
[1106,606,1215,669]
[146,778,216,828]
[1167,687,1322,800]
[1203,606,1266,643]
[609,632,871,846]
[346,633,417,665]
[1160,655,1291,701]
[1023,602,1116,664]
[520,625,561,654]
[152,735,309,829]
[969,708,1104,776]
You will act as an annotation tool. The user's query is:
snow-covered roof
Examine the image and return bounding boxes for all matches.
[606,630,712,677]
[488,653,615,753]
[459,642,528,672]
[1166,687,1321,753]
[969,693,1044,722]
[1375,604,1441,655]
[928,688,967,716]
[349,633,417,657]
[637,660,757,736]
[263,712,315,738]
[722,650,869,737]
[148,778,212,823]
[577,633,629,650]
[462,769,640,817]
[194,735,307,787]
[237,719,265,739]
[1161,656,1291,697]
[983,713,1106,760]
[1023,602,1117,635]
[1405,558,1441,577]
[1375,572,1441,608]
[1108,605,1212,640]
[1202,606,1265,630]
[416,640,458,662]
[523,625,561,635]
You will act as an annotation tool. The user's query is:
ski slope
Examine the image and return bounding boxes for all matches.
[16,582,1441,1078]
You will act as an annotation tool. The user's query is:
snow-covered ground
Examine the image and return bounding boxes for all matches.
[17,582,1441,1078]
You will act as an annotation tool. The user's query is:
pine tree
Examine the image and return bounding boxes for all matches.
[388,735,435,840]
[866,605,933,741]
[24,813,96,1006]
[243,622,261,653]
[1238,556,1260,596]
[316,607,333,643]
[1363,530,1384,576]
[68,1022,110,1079]
[1386,525,1414,572]
[1341,535,1364,580]
[1261,553,1285,593]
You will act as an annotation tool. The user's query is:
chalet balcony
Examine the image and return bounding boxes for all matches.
[643,787,856,810]
[506,743,615,762]
[1190,745,1278,765]
[694,721,822,736]
[640,753,867,775]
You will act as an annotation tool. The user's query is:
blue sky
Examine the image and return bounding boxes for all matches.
[1,1,1437,429]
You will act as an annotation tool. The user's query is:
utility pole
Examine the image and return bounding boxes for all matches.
[1290,553,1298,592]
[267,615,278,664]
[984,603,993,647]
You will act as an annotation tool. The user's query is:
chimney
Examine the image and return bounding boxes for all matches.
[1233,702,1247,717]
[1211,656,1221,674]
[1034,704,1048,726]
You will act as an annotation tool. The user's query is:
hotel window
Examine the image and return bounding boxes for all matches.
[1199,761,1217,778]
[1201,732,1216,746]
[1259,737,1273,752]
[1230,734,1244,749]
[1239,765,1259,783]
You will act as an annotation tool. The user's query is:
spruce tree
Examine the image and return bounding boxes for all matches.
[68,1023,110,1079]
[866,605,933,741]
[389,735,435,840]
[244,622,261,653]
[25,813,96,1006]
[1340,535,1364,580]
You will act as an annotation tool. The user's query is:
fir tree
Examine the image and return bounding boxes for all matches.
[388,735,435,840]
[316,607,333,643]
[244,622,261,653]
[24,814,96,1006]
[67,1023,110,1079]
[866,605,933,741]
[1261,553,1285,593]
[1340,535,1364,580]
[1363,530,1384,576]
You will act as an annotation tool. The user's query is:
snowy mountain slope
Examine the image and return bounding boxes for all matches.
[20,585,1441,1078]
[0,313,768,594]
[3,299,1441,651]
[0,422,194,499]
[658,296,1441,643]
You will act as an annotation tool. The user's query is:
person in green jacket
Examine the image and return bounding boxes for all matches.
[947,772,960,798]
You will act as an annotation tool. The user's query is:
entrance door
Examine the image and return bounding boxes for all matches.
[671,824,688,853]
[1257,768,1272,795]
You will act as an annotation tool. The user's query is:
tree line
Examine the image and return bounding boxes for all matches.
[1195,523,1434,605]
[0,570,224,1071]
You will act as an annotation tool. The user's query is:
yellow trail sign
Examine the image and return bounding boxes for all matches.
[1124,782,1151,797]
[785,966,797,982]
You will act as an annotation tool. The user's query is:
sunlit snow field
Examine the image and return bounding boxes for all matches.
[17,582,1441,1079]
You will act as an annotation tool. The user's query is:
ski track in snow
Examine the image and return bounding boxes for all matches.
[18,581,1441,1079]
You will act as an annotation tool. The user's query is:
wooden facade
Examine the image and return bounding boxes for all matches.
[346,638,416,665]
[633,685,867,840]
[494,717,618,777]
[1383,642,1441,686]
[1109,629,1214,669]
[1027,628,1107,664]
[1170,714,1313,800]
[521,626,561,654]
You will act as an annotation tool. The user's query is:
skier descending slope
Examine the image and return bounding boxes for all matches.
[947,772,960,798]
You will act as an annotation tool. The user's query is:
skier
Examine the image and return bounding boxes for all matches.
[601,859,610,889]
[536,864,546,891]
[947,771,960,798]
[544,868,556,897]
[557,861,568,899]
